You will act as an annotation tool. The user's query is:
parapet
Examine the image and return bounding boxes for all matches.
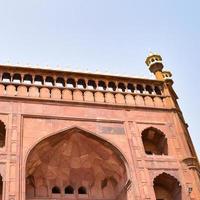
[0,62,174,109]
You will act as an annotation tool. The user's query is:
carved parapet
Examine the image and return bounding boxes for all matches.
[94,92,104,103]
[62,89,72,100]
[51,88,61,99]
[84,91,94,102]
[125,94,135,105]
[0,64,171,109]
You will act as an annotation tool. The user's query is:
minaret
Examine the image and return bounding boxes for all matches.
[145,52,164,80]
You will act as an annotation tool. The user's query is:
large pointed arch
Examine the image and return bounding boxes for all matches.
[25,126,131,200]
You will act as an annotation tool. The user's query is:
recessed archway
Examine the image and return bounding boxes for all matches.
[142,127,168,155]
[26,127,129,200]
[153,173,182,200]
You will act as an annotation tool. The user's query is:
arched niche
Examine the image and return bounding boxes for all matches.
[153,173,182,200]
[25,127,130,200]
[23,74,33,84]
[141,127,168,155]
[65,185,74,194]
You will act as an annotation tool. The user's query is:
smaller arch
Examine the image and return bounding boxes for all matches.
[127,83,135,93]
[78,186,87,194]
[153,172,181,200]
[65,185,74,194]
[56,77,65,87]
[66,78,76,88]
[52,186,61,194]
[136,84,144,93]
[88,80,96,89]
[2,73,11,82]
[155,86,162,95]
[108,82,116,91]
[34,75,44,85]
[12,73,21,83]
[146,85,153,94]
[77,79,86,89]
[23,74,33,84]
[45,76,54,86]
[0,121,6,148]
[141,127,168,155]
[98,80,106,90]
[118,82,126,92]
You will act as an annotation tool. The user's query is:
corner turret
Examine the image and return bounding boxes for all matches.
[145,52,165,80]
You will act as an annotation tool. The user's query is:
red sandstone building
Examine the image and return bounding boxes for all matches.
[0,53,199,200]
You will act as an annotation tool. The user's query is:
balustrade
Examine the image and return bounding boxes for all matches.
[0,66,169,108]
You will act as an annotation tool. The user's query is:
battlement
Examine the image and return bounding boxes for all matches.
[0,64,173,109]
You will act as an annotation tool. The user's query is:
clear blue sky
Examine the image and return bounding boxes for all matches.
[0,0,199,157]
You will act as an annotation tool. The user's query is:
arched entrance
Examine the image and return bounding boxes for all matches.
[153,173,181,200]
[26,127,129,200]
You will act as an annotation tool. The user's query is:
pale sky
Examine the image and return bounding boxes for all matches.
[0,0,199,157]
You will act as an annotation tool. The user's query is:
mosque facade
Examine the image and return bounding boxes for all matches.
[0,54,199,200]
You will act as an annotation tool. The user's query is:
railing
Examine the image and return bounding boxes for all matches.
[0,65,170,108]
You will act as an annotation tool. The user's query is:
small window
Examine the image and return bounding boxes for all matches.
[155,86,162,95]
[118,82,126,92]
[77,79,86,89]
[23,74,33,84]
[136,84,144,93]
[13,74,21,83]
[146,85,153,94]
[56,77,65,87]
[65,185,74,194]
[67,78,76,88]
[78,186,87,194]
[34,75,44,85]
[127,83,135,93]
[108,82,116,91]
[45,76,54,86]
[52,186,61,194]
[2,73,11,83]
[88,80,96,89]
[98,81,106,90]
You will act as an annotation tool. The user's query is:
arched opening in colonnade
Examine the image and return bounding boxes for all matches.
[26,127,129,200]
[153,173,181,200]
